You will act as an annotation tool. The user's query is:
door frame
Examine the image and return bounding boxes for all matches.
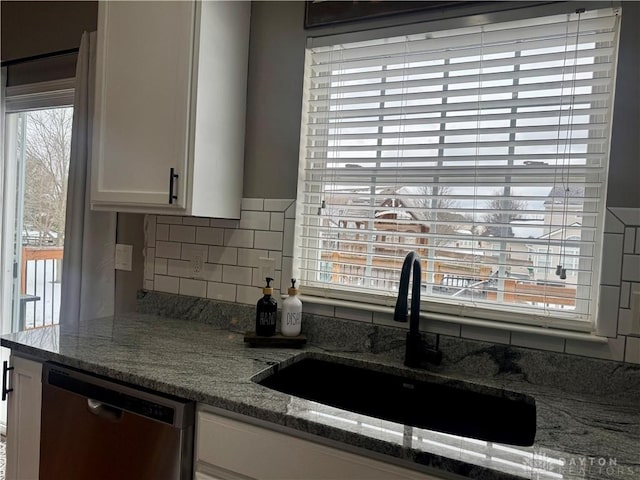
[0,78,75,335]
[0,79,74,433]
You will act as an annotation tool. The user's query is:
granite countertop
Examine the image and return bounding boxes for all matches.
[2,312,639,480]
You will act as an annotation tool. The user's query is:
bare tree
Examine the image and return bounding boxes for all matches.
[482,191,526,237]
[413,186,470,246]
[23,108,73,246]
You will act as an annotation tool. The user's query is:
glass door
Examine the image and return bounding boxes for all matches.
[6,108,72,332]
[0,80,74,432]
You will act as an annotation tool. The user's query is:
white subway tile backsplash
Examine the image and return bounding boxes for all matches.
[222,265,253,286]
[270,212,284,232]
[609,207,640,226]
[597,285,620,337]
[622,254,640,282]
[335,307,373,323]
[618,308,633,335]
[304,303,336,318]
[179,278,207,297]
[144,248,155,281]
[264,199,294,212]
[168,259,191,278]
[237,249,268,268]
[236,285,260,305]
[196,227,224,246]
[146,216,157,244]
[182,217,210,227]
[621,282,631,309]
[284,202,296,219]
[421,318,461,337]
[156,241,182,259]
[156,224,169,242]
[254,231,283,250]
[461,325,510,344]
[283,219,295,256]
[241,198,264,211]
[252,268,263,287]
[268,251,282,271]
[201,263,222,283]
[154,258,168,275]
[625,336,640,364]
[157,215,182,224]
[281,257,293,293]
[210,218,239,229]
[372,311,406,329]
[510,332,566,353]
[154,275,179,294]
[169,225,196,243]
[371,311,394,325]
[240,210,271,230]
[600,234,623,285]
[144,203,640,364]
[624,227,636,254]
[181,243,208,261]
[253,268,282,289]
[565,336,625,362]
[208,246,238,265]
[604,210,625,234]
[207,282,236,302]
[224,229,254,248]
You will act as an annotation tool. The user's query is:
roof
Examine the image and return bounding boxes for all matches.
[544,186,585,206]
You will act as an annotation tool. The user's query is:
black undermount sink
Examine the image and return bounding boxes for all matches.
[255,356,536,446]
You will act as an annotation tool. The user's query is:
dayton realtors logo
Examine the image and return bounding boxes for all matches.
[525,454,638,477]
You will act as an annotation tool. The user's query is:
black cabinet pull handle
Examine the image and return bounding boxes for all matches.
[2,360,14,401]
[168,168,179,204]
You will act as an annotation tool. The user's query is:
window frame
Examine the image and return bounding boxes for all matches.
[293,4,622,336]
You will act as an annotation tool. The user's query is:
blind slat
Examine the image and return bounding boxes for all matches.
[310,49,614,86]
[307,93,611,119]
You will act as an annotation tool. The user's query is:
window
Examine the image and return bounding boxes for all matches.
[295,8,620,330]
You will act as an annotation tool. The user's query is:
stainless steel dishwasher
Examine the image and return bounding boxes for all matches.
[40,362,195,480]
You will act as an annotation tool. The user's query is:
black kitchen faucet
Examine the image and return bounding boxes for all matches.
[394,251,443,367]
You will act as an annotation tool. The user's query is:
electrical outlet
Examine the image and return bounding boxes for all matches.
[186,245,207,279]
[258,257,275,284]
[114,244,133,271]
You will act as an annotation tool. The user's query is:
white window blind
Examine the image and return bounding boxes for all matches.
[295,8,620,329]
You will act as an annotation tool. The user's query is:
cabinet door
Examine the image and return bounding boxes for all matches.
[91,1,194,209]
[197,411,445,480]
[5,355,42,480]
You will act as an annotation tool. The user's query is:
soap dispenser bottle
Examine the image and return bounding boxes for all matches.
[281,279,302,337]
[256,277,277,336]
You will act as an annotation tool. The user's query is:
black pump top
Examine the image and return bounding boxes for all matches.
[263,277,274,295]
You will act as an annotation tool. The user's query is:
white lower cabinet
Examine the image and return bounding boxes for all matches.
[5,354,42,480]
[195,410,446,480]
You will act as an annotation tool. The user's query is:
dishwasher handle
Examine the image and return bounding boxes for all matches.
[87,398,123,422]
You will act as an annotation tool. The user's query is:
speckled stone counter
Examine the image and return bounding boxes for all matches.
[2,307,639,480]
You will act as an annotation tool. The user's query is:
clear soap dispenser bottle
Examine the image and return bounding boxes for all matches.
[256,277,277,337]
[281,279,302,337]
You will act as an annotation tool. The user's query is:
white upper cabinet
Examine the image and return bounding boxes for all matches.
[91,1,249,218]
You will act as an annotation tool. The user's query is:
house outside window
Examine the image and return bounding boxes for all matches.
[295,7,621,331]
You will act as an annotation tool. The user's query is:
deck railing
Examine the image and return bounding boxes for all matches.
[20,246,63,330]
